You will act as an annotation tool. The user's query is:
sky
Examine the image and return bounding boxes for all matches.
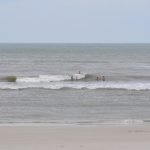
[0,0,150,43]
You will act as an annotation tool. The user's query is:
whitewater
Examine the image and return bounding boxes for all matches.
[0,73,150,90]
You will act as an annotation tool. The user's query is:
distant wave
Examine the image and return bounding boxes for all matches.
[1,73,150,83]
[16,74,87,82]
[0,73,150,90]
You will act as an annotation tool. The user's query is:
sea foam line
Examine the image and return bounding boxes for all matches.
[0,119,145,126]
[16,74,86,82]
[0,81,150,90]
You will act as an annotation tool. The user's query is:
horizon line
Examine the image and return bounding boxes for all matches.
[0,42,150,44]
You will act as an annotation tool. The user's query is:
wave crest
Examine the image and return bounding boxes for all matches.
[0,81,150,91]
[17,74,86,83]
[0,73,150,91]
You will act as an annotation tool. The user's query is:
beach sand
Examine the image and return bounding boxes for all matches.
[0,124,150,150]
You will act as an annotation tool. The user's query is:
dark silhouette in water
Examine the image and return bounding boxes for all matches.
[78,71,81,74]
[96,76,100,81]
[96,76,103,81]
[96,75,106,81]
[102,76,105,81]
[96,76,99,81]
[71,75,73,81]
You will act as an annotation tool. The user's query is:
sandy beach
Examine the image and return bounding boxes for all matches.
[0,124,150,150]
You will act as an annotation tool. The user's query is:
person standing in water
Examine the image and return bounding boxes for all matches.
[102,76,105,81]
[96,76,99,81]
[96,75,102,81]
[71,75,73,81]
[78,71,81,74]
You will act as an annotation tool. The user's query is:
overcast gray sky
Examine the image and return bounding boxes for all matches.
[0,0,150,43]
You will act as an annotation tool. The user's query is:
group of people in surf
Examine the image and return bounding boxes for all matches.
[96,75,105,81]
[71,71,106,81]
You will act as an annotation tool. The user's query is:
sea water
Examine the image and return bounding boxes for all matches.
[0,43,150,125]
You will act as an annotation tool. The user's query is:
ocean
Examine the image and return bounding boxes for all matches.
[0,43,150,125]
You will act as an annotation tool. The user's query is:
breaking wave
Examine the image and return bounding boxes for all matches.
[1,73,150,83]
[0,81,150,91]
[16,74,87,82]
[0,73,150,90]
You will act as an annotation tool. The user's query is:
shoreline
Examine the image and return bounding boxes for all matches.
[0,118,147,126]
[0,123,150,150]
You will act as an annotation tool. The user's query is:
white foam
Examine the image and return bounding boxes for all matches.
[17,75,71,82]
[121,119,144,125]
[16,74,86,83]
[0,81,150,90]
[0,119,145,126]
[72,73,86,80]
[39,75,71,82]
